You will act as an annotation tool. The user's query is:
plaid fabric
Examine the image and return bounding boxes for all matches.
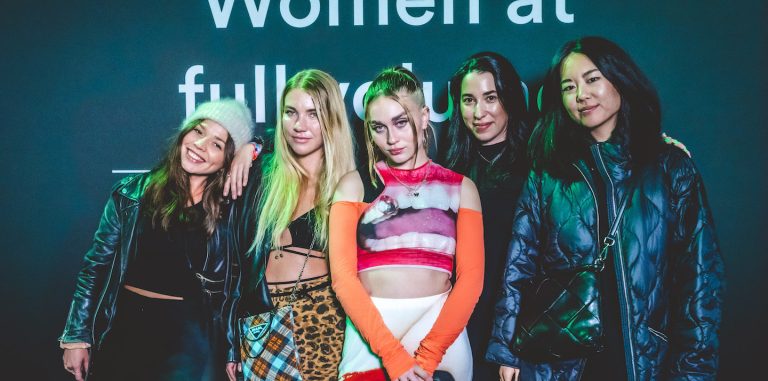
[240,305,302,381]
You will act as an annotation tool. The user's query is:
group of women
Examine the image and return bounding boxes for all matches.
[59,36,723,381]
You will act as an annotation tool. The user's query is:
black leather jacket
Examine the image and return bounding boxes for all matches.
[231,154,278,335]
[59,173,246,362]
[486,141,724,381]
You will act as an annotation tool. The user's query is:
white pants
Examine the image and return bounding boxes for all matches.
[338,290,472,380]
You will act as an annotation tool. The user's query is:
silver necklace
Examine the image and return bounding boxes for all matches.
[477,145,507,165]
[386,160,430,198]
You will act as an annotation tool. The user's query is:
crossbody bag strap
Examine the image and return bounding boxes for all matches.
[286,225,316,305]
[595,182,635,268]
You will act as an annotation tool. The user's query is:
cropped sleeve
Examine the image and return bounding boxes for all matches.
[329,201,417,379]
[414,207,484,374]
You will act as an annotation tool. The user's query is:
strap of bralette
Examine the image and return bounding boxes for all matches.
[281,246,325,259]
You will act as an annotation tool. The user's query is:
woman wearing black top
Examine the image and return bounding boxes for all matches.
[59,99,254,381]
[438,52,532,380]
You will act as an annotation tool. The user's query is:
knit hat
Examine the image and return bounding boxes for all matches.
[181,98,254,150]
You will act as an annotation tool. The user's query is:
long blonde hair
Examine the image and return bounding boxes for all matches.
[253,69,355,252]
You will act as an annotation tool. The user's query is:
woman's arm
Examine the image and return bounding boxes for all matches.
[413,177,484,374]
[329,171,417,379]
[59,181,125,345]
[224,139,263,199]
[60,179,128,379]
[665,152,724,379]
[485,171,542,370]
[225,158,265,367]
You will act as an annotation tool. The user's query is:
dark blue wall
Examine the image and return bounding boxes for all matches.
[2,1,764,379]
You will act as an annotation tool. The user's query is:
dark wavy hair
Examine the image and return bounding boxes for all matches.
[439,52,531,176]
[143,121,235,235]
[529,36,663,173]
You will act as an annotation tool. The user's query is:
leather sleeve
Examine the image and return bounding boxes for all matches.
[227,158,265,362]
[485,170,542,369]
[665,151,724,380]
[329,201,417,379]
[59,183,124,345]
[414,208,484,374]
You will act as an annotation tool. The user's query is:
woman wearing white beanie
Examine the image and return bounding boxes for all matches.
[60,99,254,381]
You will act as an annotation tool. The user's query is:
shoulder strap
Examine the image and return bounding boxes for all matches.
[595,182,635,268]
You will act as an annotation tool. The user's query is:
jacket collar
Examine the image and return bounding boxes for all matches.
[114,172,153,202]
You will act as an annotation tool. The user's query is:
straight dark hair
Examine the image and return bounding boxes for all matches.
[143,121,236,235]
[529,36,663,174]
[440,51,531,175]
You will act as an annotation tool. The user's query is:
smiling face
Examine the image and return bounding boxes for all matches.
[560,52,622,141]
[367,93,429,168]
[460,71,509,146]
[282,89,324,159]
[180,119,230,178]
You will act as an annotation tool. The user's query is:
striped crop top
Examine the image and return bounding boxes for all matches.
[357,160,463,274]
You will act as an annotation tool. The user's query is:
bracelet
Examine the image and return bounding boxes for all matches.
[251,142,263,161]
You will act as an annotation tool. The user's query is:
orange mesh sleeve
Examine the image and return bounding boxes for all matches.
[414,207,484,374]
[329,201,417,379]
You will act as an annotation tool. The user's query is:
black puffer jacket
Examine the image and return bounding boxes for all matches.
[486,141,724,381]
[59,173,247,362]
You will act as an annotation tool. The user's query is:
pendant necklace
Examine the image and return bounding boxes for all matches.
[477,145,508,165]
[386,160,430,198]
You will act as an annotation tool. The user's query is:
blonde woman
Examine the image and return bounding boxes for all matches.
[330,67,484,381]
[227,69,355,380]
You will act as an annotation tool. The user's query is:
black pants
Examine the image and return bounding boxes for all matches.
[89,290,224,381]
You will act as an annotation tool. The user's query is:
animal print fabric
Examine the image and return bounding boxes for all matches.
[270,275,345,380]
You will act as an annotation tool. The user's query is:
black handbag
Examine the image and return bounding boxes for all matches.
[510,189,632,362]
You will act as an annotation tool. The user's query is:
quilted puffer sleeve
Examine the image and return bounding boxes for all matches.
[665,150,724,380]
[486,170,543,368]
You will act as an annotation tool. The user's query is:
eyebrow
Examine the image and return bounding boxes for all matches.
[198,123,227,144]
[390,112,407,123]
[582,68,599,78]
[461,90,497,97]
[561,68,600,84]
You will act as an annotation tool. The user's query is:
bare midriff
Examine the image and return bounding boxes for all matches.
[360,267,451,298]
[265,248,329,283]
[123,285,184,300]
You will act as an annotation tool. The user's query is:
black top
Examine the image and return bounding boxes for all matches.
[465,141,529,380]
[125,203,207,297]
[274,209,324,259]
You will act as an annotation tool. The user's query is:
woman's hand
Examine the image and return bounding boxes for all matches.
[499,365,520,381]
[224,143,256,199]
[225,362,241,381]
[395,365,432,381]
[662,133,691,157]
[63,348,89,381]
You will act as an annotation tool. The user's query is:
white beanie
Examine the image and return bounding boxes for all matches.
[182,98,254,150]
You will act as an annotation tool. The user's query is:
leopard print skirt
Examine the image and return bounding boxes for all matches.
[270,275,345,380]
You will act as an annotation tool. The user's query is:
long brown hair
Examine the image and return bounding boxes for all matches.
[143,121,236,235]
